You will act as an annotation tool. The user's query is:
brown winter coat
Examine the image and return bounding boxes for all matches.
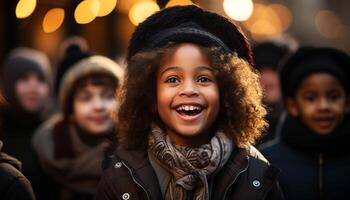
[96,145,284,200]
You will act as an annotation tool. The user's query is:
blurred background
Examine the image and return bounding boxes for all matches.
[1,0,350,68]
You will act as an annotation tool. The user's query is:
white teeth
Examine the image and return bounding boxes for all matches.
[176,105,202,111]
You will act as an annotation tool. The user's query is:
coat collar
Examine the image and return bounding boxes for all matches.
[212,147,249,200]
[115,147,162,200]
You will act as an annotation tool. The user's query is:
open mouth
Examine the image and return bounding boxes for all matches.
[175,105,204,116]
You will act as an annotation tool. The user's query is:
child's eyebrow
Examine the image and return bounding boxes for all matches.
[159,66,181,76]
[196,66,215,72]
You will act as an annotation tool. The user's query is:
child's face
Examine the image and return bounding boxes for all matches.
[15,72,49,112]
[287,73,349,135]
[72,83,116,135]
[260,67,281,105]
[156,43,220,147]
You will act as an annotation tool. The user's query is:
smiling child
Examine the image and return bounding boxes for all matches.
[97,5,284,200]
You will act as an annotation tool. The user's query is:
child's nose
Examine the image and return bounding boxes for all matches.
[319,98,330,109]
[93,97,105,110]
[180,80,199,97]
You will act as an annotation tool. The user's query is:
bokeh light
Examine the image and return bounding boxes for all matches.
[74,0,100,24]
[269,4,292,32]
[16,0,37,19]
[97,0,118,17]
[43,8,65,33]
[117,0,137,13]
[129,0,160,26]
[223,0,254,21]
[166,0,193,8]
[315,10,343,39]
[243,3,292,40]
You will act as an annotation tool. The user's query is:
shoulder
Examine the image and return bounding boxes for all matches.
[259,139,293,162]
[32,114,62,147]
[0,160,36,200]
[245,145,281,180]
[96,148,148,200]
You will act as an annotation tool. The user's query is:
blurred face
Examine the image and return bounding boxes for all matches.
[287,73,349,135]
[15,72,49,112]
[72,84,116,135]
[260,67,281,105]
[156,43,220,147]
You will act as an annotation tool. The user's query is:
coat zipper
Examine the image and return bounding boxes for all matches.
[222,158,249,199]
[319,153,324,200]
[122,161,151,200]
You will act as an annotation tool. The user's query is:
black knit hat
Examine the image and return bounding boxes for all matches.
[127,5,253,65]
[280,46,350,100]
[54,44,92,96]
[253,42,290,71]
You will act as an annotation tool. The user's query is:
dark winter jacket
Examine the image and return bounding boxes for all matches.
[0,140,36,200]
[96,145,284,200]
[261,115,350,200]
[33,115,111,200]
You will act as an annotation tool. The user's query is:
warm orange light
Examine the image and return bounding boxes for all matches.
[269,4,292,32]
[315,10,343,39]
[243,3,288,40]
[166,0,193,8]
[97,0,117,17]
[16,0,37,19]
[74,0,100,24]
[117,0,137,13]
[223,0,254,21]
[43,8,65,33]
[129,0,160,26]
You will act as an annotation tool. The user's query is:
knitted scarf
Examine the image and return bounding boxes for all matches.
[148,126,233,200]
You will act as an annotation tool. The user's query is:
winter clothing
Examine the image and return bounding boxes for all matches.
[0,140,36,200]
[58,55,123,114]
[54,44,91,96]
[260,46,350,199]
[279,47,350,100]
[33,115,110,200]
[148,126,233,199]
[127,5,253,64]
[261,115,350,200]
[1,47,52,106]
[253,42,290,71]
[96,144,283,200]
[32,46,123,199]
[0,47,52,199]
[97,5,284,200]
[252,42,290,145]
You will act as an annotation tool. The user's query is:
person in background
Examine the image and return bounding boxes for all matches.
[253,42,291,144]
[0,47,53,199]
[261,47,350,200]
[32,44,124,200]
[96,5,283,200]
[0,139,36,200]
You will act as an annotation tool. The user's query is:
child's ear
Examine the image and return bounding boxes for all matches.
[286,97,299,117]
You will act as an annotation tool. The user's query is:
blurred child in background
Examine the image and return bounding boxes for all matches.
[32,45,123,200]
[253,42,291,144]
[261,47,350,200]
[0,47,52,198]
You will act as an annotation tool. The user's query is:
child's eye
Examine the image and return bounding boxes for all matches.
[103,90,116,99]
[328,92,341,101]
[303,94,316,102]
[165,77,179,83]
[76,93,91,102]
[198,76,211,83]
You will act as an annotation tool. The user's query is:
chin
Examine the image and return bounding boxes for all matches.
[175,127,205,137]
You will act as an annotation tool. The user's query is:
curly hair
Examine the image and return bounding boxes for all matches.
[116,44,267,150]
